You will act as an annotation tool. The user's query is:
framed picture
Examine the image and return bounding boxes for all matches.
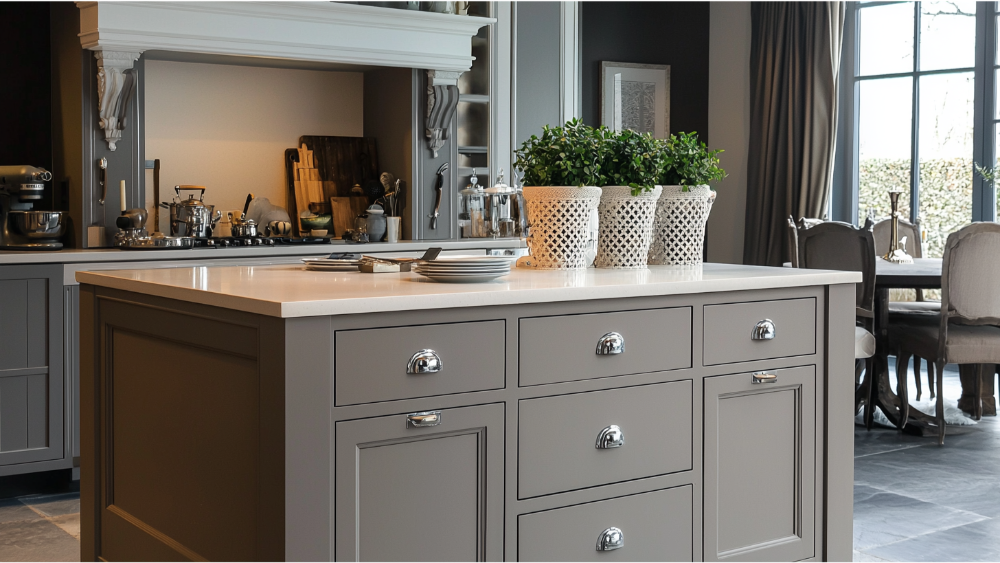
[600,62,671,139]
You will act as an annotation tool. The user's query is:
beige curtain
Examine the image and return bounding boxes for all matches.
[743,2,845,266]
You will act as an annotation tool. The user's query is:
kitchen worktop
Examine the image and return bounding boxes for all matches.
[76,262,860,318]
[0,238,524,265]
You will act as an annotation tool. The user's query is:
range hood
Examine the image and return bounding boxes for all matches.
[77,1,493,149]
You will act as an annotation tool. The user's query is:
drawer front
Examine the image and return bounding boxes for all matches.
[519,308,692,386]
[518,380,692,499]
[703,298,816,366]
[518,486,693,562]
[335,320,505,406]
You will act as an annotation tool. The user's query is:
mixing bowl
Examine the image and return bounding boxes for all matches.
[10,211,67,240]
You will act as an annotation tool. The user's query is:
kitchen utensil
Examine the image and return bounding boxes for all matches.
[366,205,386,242]
[215,218,232,238]
[116,235,194,250]
[458,168,486,237]
[429,162,448,230]
[9,211,67,240]
[98,158,108,205]
[386,216,401,243]
[166,185,216,238]
[300,214,333,232]
[483,169,519,238]
[301,257,360,271]
[0,165,64,250]
[231,218,258,238]
[242,193,254,218]
[267,220,292,236]
[152,159,161,233]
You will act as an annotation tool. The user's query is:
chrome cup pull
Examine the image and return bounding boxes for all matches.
[595,425,624,449]
[407,349,442,374]
[596,332,625,355]
[751,319,776,341]
[406,410,442,428]
[752,371,778,384]
[596,527,624,551]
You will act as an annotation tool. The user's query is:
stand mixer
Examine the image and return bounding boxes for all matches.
[0,165,65,250]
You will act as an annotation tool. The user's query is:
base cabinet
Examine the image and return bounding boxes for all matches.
[703,366,816,562]
[334,403,505,561]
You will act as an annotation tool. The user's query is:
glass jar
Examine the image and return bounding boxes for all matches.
[458,169,487,238]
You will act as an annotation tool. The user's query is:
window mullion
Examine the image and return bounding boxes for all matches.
[909,1,921,223]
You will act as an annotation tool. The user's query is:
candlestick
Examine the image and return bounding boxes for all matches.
[882,189,913,264]
[120,180,126,213]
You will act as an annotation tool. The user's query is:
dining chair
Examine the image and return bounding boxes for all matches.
[874,217,940,400]
[787,216,824,267]
[796,218,878,427]
[888,222,1000,445]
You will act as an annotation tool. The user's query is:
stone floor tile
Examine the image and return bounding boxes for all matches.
[19,493,80,518]
[853,488,987,551]
[854,550,892,562]
[0,499,41,525]
[864,518,1000,562]
[49,514,79,540]
[0,519,80,562]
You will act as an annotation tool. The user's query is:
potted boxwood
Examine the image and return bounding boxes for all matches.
[594,128,663,269]
[513,119,604,269]
[648,132,726,266]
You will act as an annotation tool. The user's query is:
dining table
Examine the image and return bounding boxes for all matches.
[870,257,996,432]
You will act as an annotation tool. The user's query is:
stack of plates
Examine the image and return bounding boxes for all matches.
[302,257,360,271]
[413,256,513,283]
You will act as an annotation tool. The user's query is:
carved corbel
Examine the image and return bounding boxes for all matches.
[425,70,463,158]
[95,50,142,151]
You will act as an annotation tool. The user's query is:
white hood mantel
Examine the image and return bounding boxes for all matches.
[77,1,493,149]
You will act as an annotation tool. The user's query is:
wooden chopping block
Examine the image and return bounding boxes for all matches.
[350,195,368,217]
[330,197,354,237]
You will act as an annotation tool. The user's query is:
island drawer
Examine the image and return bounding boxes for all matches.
[518,485,693,561]
[334,320,505,406]
[517,380,692,499]
[703,298,816,366]
[518,307,691,386]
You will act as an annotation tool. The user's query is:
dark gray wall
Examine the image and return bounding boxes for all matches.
[581,2,711,141]
[513,2,562,149]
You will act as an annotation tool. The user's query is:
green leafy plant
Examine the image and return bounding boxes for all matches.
[513,118,603,187]
[599,128,664,195]
[975,162,997,186]
[658,132,726,190]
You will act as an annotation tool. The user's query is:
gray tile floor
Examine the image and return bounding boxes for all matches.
[854,361,1000,562]
[0,492,79,562]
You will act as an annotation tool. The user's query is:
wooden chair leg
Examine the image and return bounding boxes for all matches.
[913,356,923,401]
[974,364,985,421]
[927,357,936,399]
[864,356,877,430]
[935,360,947,445]
[896,353,910,429]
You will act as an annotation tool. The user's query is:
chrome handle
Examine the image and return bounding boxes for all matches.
[596,332,624,355]
[406,410,442,428]
[751,319,776,341]
[752,371,777,384]
[407,349,442,374]
[596,527,624,551]
[595,425,624,449]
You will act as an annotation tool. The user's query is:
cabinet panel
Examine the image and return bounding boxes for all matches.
[0,279,29,370]
[335,320,505,406]
[335,403,504,561]
[519,307,692,386]
[518,486,693,562]
[703,366,816,562]
[518,381,692,499]
[703,298,816,365]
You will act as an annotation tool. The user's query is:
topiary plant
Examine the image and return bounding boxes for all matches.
[599,128,664,196]
[513,118,603,187]
[658,132,726,191]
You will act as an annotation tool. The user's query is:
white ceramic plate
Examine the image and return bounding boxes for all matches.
[414,266,511,274]
[304,262,359,272]
[417,272,509,283]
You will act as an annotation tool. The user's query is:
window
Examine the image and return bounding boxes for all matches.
[837,1,997,257]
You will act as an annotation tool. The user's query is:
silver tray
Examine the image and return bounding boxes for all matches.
[116,236,194,250]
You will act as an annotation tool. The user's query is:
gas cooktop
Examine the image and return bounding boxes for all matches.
[191,236,333,248]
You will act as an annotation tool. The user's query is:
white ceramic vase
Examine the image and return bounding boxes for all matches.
[647,184,716,266]
[521,186,602,269]
[595,185,662,269]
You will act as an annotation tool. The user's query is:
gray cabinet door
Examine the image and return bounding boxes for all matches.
[0,265,64,471]
[335,403,504,561]
[703,366,816,562]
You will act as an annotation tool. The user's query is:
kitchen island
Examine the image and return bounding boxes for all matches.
[77,263,859,562]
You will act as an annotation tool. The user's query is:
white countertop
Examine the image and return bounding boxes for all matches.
[76,262,861,318]
[0,238,524,265]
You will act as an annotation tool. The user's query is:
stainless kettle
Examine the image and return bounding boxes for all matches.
[161,186,219,238]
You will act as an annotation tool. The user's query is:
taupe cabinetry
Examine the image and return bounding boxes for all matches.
[0,265,64,474]
[334,403,505,561]
[703,366,816,562]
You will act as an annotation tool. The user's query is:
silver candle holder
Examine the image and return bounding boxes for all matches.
[882,189,913,264]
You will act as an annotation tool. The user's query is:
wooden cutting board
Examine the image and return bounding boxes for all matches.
[330,196,369,237]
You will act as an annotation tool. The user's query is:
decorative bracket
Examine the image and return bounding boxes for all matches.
[425,70,463,158]
[95,50,142,151]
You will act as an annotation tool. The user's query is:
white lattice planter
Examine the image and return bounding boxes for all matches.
[648,185,716,266]
[522,186,602,269]
[595,186,662,269]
